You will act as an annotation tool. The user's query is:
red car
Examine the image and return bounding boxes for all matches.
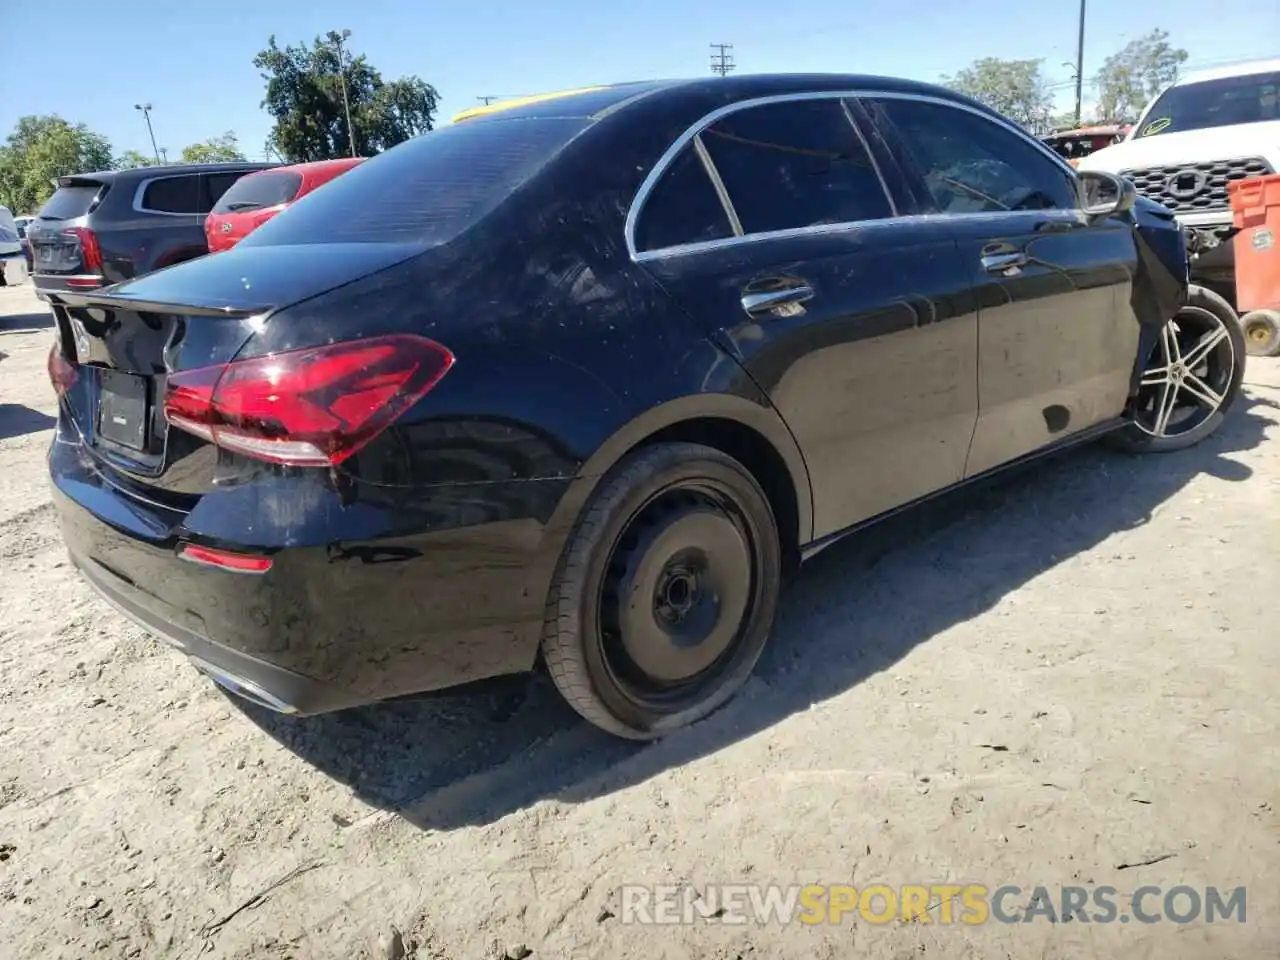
[204,158,365,252]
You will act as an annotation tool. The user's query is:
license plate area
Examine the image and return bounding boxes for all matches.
[97,369,150,451]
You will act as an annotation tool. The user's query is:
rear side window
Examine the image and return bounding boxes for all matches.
[700,99,893,234]
[39,184,104,220]
[634,145,733,252]
[242,118,588,247]
[868,98,1078,214]
[140,175,203,214]
[212,171,302,214]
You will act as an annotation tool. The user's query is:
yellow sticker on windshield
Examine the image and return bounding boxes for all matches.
[1141,117,1172,137]
[451,86,610,124]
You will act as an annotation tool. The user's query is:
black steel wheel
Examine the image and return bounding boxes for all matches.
[542,441,781,739]
[1108,285,1247,453]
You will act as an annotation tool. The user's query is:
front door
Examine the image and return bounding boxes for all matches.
[631,96,979,540]
[860,94,1141,476]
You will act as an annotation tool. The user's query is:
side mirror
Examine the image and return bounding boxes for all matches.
[1078,170,1136,218]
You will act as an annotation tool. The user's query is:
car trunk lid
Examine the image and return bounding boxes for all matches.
[50,241,424,498]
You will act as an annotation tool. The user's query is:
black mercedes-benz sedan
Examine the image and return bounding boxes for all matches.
[45,75,1246,739]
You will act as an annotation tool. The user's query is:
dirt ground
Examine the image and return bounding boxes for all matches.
[1,279,1278,960]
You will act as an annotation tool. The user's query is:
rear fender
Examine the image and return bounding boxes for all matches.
[524,338,814,646]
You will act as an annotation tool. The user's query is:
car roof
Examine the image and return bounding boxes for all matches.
[449,73,991,126]
[1175,57,1280,85]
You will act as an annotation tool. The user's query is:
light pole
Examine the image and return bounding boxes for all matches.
[1073,0,1087,126]
[134,103,160,164]
[331,29,357,158]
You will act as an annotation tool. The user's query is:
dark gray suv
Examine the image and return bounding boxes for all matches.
[28,162,274,299]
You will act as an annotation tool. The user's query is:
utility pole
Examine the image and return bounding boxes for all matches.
[331,29,357,158]
[478,96,499,105]
[1073,0,1087,126]
[159,147,168,164]
[710,43,735,77]
[134,103,160,164]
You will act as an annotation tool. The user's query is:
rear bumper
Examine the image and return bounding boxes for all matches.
[50,430,576,716]
[33,273,106,299]
[72,549,359,714]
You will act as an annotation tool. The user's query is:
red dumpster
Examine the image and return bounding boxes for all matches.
[1228,173,1280,356]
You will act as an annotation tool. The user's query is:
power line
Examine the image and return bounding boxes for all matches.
[710,43,735,77]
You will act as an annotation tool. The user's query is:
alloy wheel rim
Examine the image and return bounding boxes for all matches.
[1133,307,1235,438]
[596,482,760,710]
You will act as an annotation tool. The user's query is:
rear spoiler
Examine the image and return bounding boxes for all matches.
[52,287,271,318]
[54,174,113,190]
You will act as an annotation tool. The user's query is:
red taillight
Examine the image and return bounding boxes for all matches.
[179,544,273,573]
[47,341,77,397]
[163,334,454,467]
[63,226,103,287]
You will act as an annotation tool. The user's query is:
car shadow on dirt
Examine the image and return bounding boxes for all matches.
[236,393,1276,830]
[0,404,56,440]
[0,310,53,333]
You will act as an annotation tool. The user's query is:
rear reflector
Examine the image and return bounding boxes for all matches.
[179,544,273,573]
[163,334,454,467]
[47,342,78,396]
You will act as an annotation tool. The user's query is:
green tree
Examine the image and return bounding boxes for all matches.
[180,131,246,164]
[0,115,113,213]
[116,149,158,170]
[1094,29,1190,123]
[944,57,1055,131]
[254,33,438,162]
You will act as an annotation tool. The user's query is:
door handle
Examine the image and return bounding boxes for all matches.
[981,252,1028,275]
[740,284,815,317]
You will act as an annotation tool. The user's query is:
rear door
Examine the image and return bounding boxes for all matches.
[131,172,209,271]
[632,96,979,540]
[861,95,1141,476]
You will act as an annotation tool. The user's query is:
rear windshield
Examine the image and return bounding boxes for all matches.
[240,117,588,248]
[39,184,105,220]
[212,171,303,214]
[1138,71,1280,137]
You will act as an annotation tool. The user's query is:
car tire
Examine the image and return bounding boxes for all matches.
[1107,284,1246,454]
[1240,309,1280,358]
[541,441,782,740]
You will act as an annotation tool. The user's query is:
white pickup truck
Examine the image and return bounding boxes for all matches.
[1077,58,1280,297]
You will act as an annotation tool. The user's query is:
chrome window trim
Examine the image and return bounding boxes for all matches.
[691,133,744,236]
[624,88,1080,261]
[632,209,1085,264]
[132,174,202,218]
[841,99,898,218]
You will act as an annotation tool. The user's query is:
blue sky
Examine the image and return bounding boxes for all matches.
[3,0,1277,160]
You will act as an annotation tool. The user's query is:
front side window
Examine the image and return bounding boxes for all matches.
[1137,71,1280,137]
[700,99,893,234]
[633,144,733,252]
[868,98,1078,214]
[140,176,202,215]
